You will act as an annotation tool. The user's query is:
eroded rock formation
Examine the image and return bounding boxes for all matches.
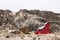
[0,9,60,33]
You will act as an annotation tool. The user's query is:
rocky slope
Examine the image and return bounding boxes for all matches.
[0,9,60,33]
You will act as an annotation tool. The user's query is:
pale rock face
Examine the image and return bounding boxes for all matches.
[13,11,43,32]
[10,12,16,16]
[13,10,43,32]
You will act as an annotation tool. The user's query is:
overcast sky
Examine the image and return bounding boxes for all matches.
[0,0,60,13]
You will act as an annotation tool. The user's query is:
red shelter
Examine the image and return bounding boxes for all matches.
[34,22,51,34]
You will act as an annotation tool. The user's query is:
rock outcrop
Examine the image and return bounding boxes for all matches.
[0,9,60,33]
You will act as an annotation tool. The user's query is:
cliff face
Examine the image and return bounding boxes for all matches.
[0,9,60,33]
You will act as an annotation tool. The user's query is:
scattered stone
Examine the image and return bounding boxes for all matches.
[5,35,9,38]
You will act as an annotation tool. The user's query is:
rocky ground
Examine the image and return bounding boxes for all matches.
[0,31,60,40]
[0,9,60,40]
